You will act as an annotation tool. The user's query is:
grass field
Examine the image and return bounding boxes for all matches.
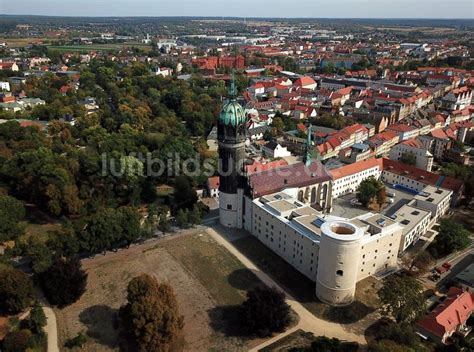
[232,235,381,324]
[47,42,151,52]
[55,230,266,352]
[0,37,50,47]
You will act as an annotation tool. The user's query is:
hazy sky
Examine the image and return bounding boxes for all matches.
[1,0,473,18]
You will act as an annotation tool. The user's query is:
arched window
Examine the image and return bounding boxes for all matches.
[311,187,316,203]
[298,190,304,202]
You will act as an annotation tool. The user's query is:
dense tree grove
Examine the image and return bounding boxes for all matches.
[0,61,223,222]
[120,274,184,352]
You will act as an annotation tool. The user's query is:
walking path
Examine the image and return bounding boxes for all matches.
[43,304,59,352]
[206,227,371,351]
[36,288,59,352]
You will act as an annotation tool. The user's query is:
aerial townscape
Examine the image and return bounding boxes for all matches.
[0,4,473,352]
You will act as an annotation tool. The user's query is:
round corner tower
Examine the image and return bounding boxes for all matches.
[316,220,364,306]
[217,94,246,228]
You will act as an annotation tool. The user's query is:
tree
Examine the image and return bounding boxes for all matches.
[120,274,183,352]
[400,152,417,166]
[240,286,291,337]
[39,257,87,307]
[408,251,433,274]
[0,267,34,314]
[22,302,46,334]
[289,336,358,352]
[176,208,189,228]
[188,204,202,226]
[117,206,142,245]
[0,195,25,242]
[3,329,32,352]
[24,237,53,274]
[430,219,470,256]
[369,340,408,352]
[173,176,198,210]
[356,176,386,208]
[65,331,88,349]
[378,276,425,325]
[158,213,171,235]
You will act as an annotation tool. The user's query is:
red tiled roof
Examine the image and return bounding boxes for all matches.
[330,158,382,180]
[400,138,423,148]
[294,76,316,87]
[245,159,289,175]
[417,287,474,339]
[431,129,449,139]
[387,124,416,133]
[207,176,219,190]
[248,161,332,198]
[380,158,463,194]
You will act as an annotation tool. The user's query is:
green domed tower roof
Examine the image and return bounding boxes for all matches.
[219,99,246,127]
[218,74,246,127]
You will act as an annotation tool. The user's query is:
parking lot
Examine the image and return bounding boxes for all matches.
[331,183,414,219]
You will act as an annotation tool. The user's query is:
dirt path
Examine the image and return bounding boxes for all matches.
[43,305,59,352]
[206,227,370,350]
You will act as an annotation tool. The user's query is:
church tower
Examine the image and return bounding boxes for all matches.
[218,78,247,228]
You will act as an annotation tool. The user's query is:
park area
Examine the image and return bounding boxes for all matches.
[54,229,267,352]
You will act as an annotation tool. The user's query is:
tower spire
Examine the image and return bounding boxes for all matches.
[229,70,237,99]
[304,122,313,166]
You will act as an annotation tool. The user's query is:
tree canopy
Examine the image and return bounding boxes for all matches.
[0,267,34,314]
[378,276,425,325]
[120,274,183,352]
[356,176,386,208]
[0,195,25,242]
[240,286,291,337]
[39,257,88,307]
[429,219,470,257]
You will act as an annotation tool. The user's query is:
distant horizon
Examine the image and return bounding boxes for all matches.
[1,14,474,20]
[1,0,473,20]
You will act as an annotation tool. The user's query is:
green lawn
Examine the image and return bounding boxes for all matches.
[159,233,263,306]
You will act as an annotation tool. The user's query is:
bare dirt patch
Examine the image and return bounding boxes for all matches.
[55,231,264,351]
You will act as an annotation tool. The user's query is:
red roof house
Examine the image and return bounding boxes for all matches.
[416,287,474,345]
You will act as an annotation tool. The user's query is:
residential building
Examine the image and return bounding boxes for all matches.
[389,138,434,171]
[416,287,473,345]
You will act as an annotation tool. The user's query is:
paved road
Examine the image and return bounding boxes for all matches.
[206,227,371,350]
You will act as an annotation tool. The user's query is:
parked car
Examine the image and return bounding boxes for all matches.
[387,192,396,198]
[350,198,361,205]
[442,262,452,270]
[435,266,448,274]
[387,198,395,204]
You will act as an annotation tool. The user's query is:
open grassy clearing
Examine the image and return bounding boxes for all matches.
[55,231,266,352]
[0,37,50,47]
[20,221,63,243]
[232,235,381,324]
